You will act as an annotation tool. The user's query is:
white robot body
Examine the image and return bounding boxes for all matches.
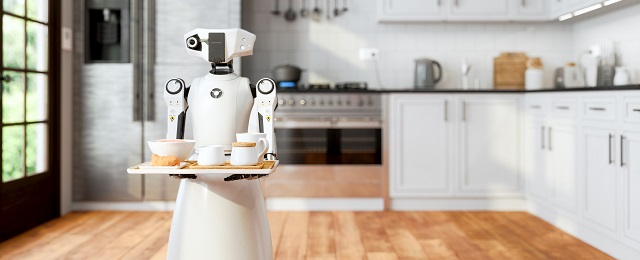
[188,73,253,152]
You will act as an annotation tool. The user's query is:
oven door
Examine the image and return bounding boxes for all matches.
[274,117,382,165]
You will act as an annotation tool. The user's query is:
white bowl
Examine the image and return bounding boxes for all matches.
[147,139,196,161]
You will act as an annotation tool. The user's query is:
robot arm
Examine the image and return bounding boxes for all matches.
[164,78,189,139]
[249,78,278,160]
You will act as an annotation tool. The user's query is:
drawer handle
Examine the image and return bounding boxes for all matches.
[633,109,640,112]
[589,107,606,111]
[530,105,541,109]
[556,106,570,110]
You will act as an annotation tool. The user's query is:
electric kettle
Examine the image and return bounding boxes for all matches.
[415,58,442,88]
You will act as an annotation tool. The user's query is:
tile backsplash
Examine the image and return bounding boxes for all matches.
[241,0,577,90]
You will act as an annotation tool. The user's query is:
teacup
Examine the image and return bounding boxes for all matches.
[197,145,226,166]
[230,142,267,166]
[236,133,269,162]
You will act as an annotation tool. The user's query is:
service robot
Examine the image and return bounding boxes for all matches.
[162,28,276,260]
[163,28,277,164]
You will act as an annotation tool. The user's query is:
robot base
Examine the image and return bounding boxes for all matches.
[167,176,273,260]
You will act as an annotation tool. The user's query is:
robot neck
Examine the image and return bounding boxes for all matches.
[210,61,234,75]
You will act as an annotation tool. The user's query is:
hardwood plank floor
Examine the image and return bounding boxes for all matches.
[0,211,611,260]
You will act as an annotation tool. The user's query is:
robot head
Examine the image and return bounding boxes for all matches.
[184,28,256,64]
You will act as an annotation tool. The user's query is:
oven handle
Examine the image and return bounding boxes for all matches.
[274,117,333,129]
[334,117,382,129]
[275,117,382,129]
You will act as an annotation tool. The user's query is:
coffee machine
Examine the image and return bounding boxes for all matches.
[163,28,277,160]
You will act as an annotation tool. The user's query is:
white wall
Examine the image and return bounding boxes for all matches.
[241,0,575,90]
[572,4,640,84]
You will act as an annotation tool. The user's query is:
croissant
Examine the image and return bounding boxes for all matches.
[151,154,180,166]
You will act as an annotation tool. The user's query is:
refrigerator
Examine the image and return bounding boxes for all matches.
[72,0,242,201]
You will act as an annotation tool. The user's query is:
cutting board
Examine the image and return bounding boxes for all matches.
[494,52,527,90]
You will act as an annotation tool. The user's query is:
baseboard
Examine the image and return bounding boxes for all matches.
[527,198,640,260]
[72,201,176,211]
[265,198,384,211]
[390,198,527,211]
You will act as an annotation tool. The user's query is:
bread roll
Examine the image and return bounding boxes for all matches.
[151,154,180,166]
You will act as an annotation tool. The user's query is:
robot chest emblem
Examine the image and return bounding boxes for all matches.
[210,88,223,99]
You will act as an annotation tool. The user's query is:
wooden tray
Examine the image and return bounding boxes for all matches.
[127,160,279,175]
[188,161,275,170]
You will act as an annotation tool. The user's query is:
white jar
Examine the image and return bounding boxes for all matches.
[525,69,544,90]
[613,67,630,86]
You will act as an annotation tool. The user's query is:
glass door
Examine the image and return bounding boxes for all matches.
[0,0,59,241]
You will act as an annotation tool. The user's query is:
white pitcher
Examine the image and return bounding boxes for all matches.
[614,67,630,86]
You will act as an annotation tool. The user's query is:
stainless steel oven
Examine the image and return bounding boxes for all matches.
[262,91,385,198]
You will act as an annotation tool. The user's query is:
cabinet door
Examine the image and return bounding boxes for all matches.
[549,0,566,18]
[459,96,521,195]
[548,124,578,212]
[623,132,640,244]
[582,128,618,232]
[514,0,547,18]
[524,120,549,199]
[378,0,446,21]
[389,95,451,197]
[450,0,509,17]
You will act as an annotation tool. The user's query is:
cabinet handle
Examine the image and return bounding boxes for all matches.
[548,127,552,151]
[437,0,441,6]
[633,109,640,112]
[556,106,570,110]
[609,134,614,165]
[462,101,466,122]
[589,107,606,111]
[444,100,448,122]
[541,126,545,150]
[530,105,541,109]
[454,0,458,7]
[621,135,626,167]
[522,0,526,7]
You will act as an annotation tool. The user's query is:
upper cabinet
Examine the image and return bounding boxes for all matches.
[379,0,618,22]
[378,0,446,21]
[449,0,510,18]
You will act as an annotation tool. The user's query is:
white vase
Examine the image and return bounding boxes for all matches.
[613,67,630,86]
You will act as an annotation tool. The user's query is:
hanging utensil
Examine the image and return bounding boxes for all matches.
[300,0,309,18]
[333,0,340,16]
[284,0,297,21]
[271,0,281,15]
[312,0,322,21]
[342,0,348,13]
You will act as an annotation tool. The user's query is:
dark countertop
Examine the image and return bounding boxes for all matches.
[379,84,640,93]
[277,85,640,94]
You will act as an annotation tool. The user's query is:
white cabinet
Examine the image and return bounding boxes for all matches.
[582,127,618,232]
[389,94,521,198]
[547,124,578,212]
[378,0,446,21]
[389,95,451,196]
[622,132,640,245]
[514,0,547,18]
[378,0,548,21]
[459,96,521,195]
[549,0,565,18]
[449,0,509,17]
[524,120,549,199]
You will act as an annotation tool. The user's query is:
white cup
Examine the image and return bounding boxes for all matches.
[230,142,267,166]
[197,145,226,166]
[236,133,269,162]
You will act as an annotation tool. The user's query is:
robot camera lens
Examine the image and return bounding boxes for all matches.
[186,36,200,49]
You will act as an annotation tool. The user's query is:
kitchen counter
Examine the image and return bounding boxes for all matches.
[277,85,640,93]
[380,84,640,93]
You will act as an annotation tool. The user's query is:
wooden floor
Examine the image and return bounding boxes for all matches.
[0,211,610,260]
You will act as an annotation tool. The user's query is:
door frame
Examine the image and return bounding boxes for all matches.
[0,0,61,241]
